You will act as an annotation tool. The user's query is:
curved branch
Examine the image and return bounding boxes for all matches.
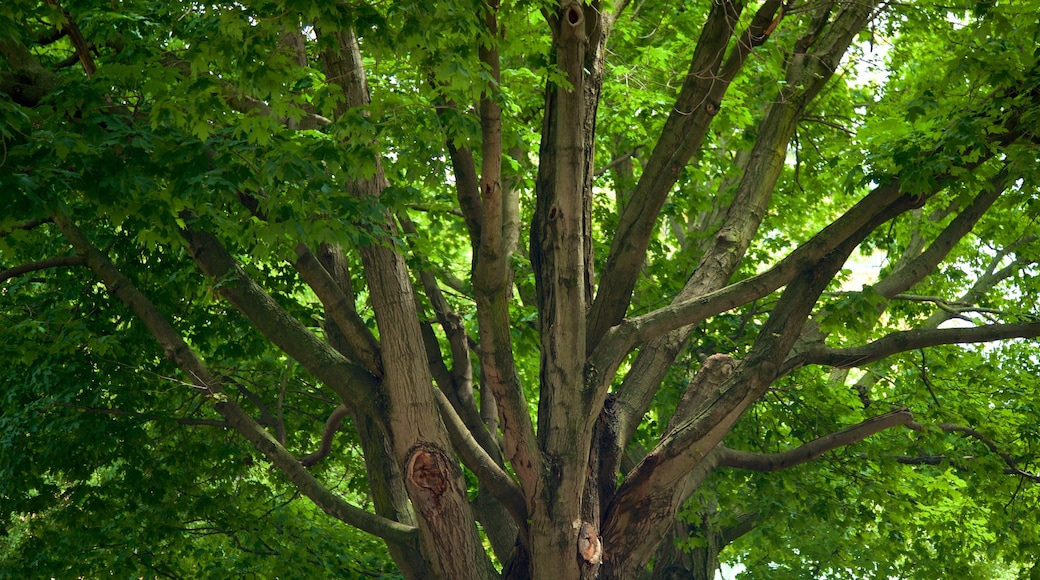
[418,321,501,459]
[298,404,351,467]
[794,322,1040,370]
[0,255,85,283]
[717,409,919,472]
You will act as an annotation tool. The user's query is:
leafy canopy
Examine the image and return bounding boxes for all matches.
[2,0,1040,578]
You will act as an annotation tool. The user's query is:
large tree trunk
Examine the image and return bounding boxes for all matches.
[528,3,615,578]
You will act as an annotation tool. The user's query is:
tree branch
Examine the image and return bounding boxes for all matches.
[180,225,380,418]
[52,213,416,546]
[717,409,919,472]
[938,423,1040,483]
[0,217,52,236]
[0,38,62,107]
[398,213,479,421]
[298,404,350,467]
[292,243,383,378]
[873,167,1010,299]
[417,319,501,460]
[593,147,642,178]
[433,389,529,537]
[44,0,96,77]
[794,322,1040,370]
[0,255,85,284]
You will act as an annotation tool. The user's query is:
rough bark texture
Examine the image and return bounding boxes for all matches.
[529,4,594,578]
[320,27,493,579]
[17,2,1040,579]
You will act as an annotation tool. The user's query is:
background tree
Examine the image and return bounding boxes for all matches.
[2,0,1040,578]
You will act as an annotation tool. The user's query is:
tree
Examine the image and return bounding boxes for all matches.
[2,0,1040,577]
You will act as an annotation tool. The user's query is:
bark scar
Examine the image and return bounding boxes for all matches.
[405,443,450,505]
[578,520,603,564]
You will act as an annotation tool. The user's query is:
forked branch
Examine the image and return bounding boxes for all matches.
[181,226,380,418]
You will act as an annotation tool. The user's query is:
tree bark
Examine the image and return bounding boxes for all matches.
[529,4,598,578]
[320,27,493,579]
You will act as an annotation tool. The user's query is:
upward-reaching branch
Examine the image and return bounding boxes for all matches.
[587,0,786,350]
[470,0,540,497]
[527,3,598,575]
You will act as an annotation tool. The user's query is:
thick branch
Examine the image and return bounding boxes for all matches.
[717,409,919,472]
[293,243,383,378]
[44,0,96,77]
[0,255,85,283]
[321,26,493,578]
[0,39,61,107]
[795,322,1040,370]
[603,175,901,573]
[597,2,891,462]
[663,354,738,437]
[398,213,483,443]
[181,226,380,418]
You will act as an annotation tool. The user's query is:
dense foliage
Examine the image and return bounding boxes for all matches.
[2,0,1040,578]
